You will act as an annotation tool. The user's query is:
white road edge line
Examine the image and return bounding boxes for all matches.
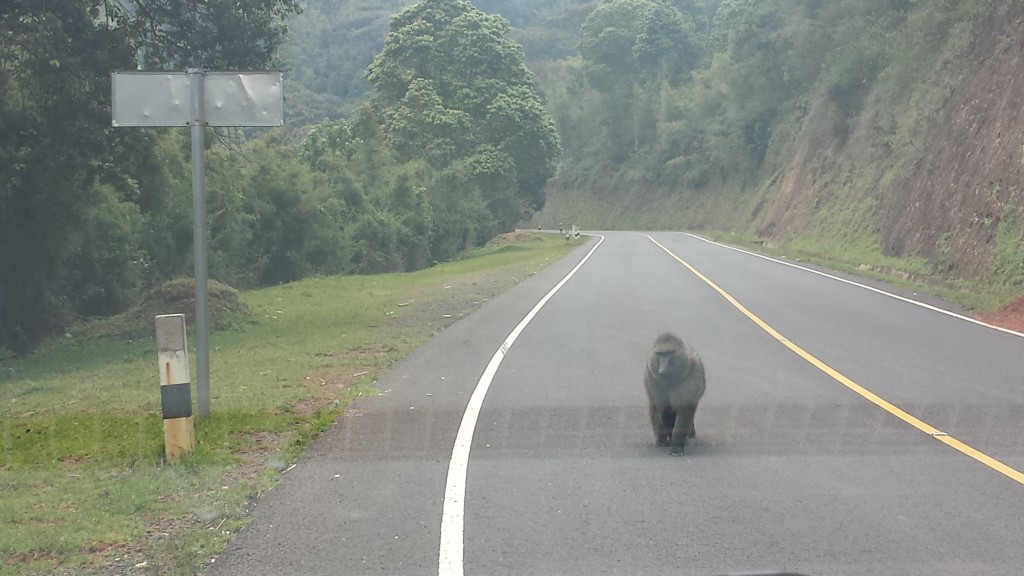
[681,232,1024,339]
[438,234,605,576]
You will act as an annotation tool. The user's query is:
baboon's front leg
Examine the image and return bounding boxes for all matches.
[669,404,697,456]
[650,403,670,446]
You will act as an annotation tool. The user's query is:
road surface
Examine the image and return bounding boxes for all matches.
[207,231,1024,576]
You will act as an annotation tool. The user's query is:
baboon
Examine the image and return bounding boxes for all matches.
[643,332,706,456]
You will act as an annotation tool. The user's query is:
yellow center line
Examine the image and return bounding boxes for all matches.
[647,234,1024,486]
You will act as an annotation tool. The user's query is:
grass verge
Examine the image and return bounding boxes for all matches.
[704,230,1023,315]
[0,231,584,575]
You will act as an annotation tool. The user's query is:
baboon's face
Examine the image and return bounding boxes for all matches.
[652,349,677,377]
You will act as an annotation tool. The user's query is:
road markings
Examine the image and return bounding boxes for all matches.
[646,234,1024,487]
[438,235,605,576]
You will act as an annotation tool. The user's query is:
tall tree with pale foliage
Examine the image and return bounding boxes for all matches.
[366,0,561,225]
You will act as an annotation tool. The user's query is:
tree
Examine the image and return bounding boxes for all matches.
[120,0,302,69]
[577,0,703,162]
[298,110,439,275]
[1,1,139,353]
[708,0,828,164]
[366,0,560,227]
[579,0,702,90]
[0,0,302,354]
[634,2,703,85]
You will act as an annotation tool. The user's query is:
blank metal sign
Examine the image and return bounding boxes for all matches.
[111,71,283,127]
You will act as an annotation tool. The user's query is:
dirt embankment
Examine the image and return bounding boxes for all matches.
[759,2,1024,282]
[753,1,1024,328]
[879,5,1024,279]
[979,296,1024,333]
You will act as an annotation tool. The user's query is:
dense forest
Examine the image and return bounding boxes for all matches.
[3,0,1023,354]
[0,0,558,354]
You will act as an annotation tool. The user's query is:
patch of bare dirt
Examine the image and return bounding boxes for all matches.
[233,430,288,459]
[290,375,350,414]
[978,296,1024,333]
[6,549,59,565]
[491,230,540,244]
[78,515,210,576]
[80,540,133,557]
[298,345,395,416]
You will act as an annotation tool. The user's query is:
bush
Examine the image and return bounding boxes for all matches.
[79,278,252,341]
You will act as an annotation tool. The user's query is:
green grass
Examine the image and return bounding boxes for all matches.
[706,229,1021,314]
[0,231,583,575]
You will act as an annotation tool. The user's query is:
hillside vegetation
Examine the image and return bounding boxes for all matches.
[524,0,1024,310]
[283,0,1023,311]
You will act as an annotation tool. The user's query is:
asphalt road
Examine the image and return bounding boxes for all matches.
[207,231,1024,576]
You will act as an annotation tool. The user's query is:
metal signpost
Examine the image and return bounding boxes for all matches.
[112,70,284,418]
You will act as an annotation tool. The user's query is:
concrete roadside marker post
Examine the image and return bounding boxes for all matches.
[156,314,194,463]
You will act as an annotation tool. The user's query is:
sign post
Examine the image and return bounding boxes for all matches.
[113,70,284,418]
[188,70,211,418]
